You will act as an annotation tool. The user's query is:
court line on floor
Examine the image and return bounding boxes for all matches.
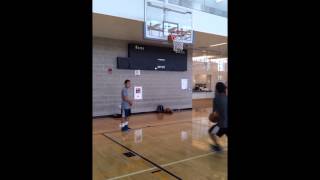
[98,116,215,135]
[104,152,217,180]
[103,134,182,180]
[105,167,158,180]
[102,133,226,179]
[160,152,214,167]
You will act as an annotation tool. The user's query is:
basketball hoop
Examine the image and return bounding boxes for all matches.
[167,34,176,42]
[168,31,184,53]
[173,38,184,53]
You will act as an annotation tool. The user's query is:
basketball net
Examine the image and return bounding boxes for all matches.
[173,37,184,53]
[168,32,184,53]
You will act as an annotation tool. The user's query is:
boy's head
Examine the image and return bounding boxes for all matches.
[215,82,227,94]
[124,80,131,88]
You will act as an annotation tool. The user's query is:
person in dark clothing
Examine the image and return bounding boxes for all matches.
[208,82,228,152]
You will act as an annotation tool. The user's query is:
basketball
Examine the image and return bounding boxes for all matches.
[209,112,219,123]
[164,108,173,114]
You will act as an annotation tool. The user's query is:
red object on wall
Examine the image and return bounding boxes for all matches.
[108,68,112,74]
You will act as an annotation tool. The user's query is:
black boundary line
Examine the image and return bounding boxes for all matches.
[93,120,192,135]
[94,118,214,135]
[102,134,183,180]
[151,169,162,173]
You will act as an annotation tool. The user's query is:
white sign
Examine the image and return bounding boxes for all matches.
[134,86,143,100]
[181,79,188,90]
[134,70,141,76]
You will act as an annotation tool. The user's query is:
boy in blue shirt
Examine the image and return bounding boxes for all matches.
[120,80,133,131]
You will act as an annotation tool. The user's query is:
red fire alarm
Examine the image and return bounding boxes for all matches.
[107,68,112,74]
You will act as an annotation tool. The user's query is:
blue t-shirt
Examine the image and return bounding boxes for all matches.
[213,94,228,128]
[121,87,130,109]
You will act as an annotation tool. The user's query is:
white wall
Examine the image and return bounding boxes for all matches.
[93,0,227,36]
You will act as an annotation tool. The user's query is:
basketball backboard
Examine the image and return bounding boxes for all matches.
[144,0,194,44]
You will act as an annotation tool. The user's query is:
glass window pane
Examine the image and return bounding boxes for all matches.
[168,0,227,18]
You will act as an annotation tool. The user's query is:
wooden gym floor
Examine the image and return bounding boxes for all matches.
[93,105,227,180]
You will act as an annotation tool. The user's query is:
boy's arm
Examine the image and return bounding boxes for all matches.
[123,95,133,106]
[122,89,132,106]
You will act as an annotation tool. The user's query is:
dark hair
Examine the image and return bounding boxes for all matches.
[215,82,226,93]
[124,80,130,84]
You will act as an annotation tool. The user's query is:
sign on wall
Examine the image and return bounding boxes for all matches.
[134,86,143,100]
[134,70,141,76]
[181,79,188,90]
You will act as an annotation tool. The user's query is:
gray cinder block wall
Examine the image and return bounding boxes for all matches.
[93,37,192,117]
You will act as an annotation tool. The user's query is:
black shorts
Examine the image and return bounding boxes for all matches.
[122,109,131,118]
[209,125,228,137]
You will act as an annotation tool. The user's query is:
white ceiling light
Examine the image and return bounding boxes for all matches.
[210,42,227,47]
[216,0,224,3]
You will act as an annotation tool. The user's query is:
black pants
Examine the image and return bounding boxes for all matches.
[121,109,131,118]
[209,125,228,137]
